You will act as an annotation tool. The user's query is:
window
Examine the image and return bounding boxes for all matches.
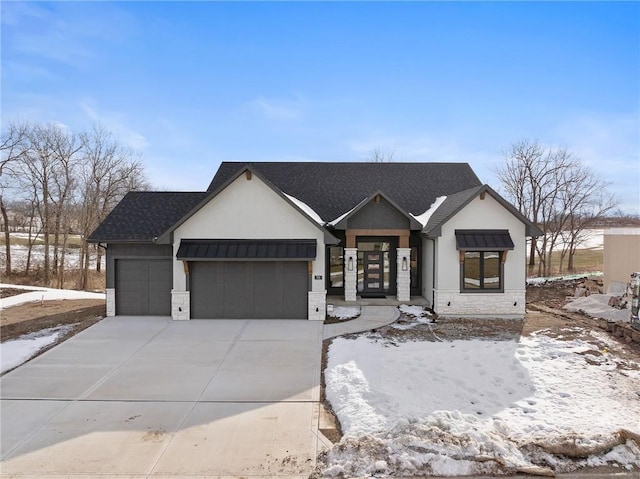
[410,246,419,290]
[462,251,502,291]
[328,246,344,288]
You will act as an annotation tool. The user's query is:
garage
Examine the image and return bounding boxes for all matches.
[177,239,316,319]
[190,261,308,319]
[115,259,172,315]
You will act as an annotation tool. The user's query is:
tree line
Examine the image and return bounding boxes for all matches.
[496,139,618,277]
[0,121,148,288]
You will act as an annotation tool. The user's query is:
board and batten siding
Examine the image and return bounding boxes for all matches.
[434,193,527,318]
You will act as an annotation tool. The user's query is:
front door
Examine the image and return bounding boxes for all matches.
[363,251,384,294]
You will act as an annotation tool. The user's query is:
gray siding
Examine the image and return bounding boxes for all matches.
[347,198,410,230]
[106,243,172,288]
[190,261,308,319]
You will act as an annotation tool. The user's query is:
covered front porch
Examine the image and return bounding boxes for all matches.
[325,191,425,304]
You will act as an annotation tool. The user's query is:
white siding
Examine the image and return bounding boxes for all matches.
[422,237,435,307]
[434,193,527,318]
[172,173,326,293]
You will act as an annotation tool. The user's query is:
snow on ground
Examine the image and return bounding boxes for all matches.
[398,304,434,323]
[1,283,105,308]
[526,271,604,285]
[564,294,632,323]
[329,306,361,320]
[1,325,75,373]
[529,228,604,252]
[0,244,105,271]
[323,332,640,476]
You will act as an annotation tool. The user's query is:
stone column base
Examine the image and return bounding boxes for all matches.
[344,248,358,301]
[308,291,327,321]
[171,290,190,320]
[396,248,411,302]
[106,288,116,317]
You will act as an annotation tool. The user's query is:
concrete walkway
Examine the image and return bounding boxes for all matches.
[323,305,400,339]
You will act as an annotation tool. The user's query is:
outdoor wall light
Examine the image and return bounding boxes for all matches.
[347,256,354,271]
[402,256,408,271]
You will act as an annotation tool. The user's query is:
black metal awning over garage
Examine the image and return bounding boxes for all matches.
[176,239,317,260]
[455,230,515,251]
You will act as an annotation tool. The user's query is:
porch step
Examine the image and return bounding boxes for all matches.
[327,295,430,307]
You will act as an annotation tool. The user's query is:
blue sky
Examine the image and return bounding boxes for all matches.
[2,1,639,214]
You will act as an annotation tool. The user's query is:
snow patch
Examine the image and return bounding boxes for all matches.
[1,283,105,308]
[411,195,447,227]
[1,325,75,373]
[398,304,433,323]
[283,193,324,224]
[328,306,360,320]
[322,333,640,476]
[527,272,603,285]
[328,197,368,226]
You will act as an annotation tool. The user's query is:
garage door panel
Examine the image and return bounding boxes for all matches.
[190,261,307,319]
[116,259,172,316]
[253,263,282,318]
[283,262,308,318]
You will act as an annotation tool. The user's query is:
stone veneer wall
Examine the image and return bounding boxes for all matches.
[171,290,190,320]
[434,290,526,318]
[344,248,358,302]
[308,291,327,321]
[396,248,411,302]
[106,288,116,317]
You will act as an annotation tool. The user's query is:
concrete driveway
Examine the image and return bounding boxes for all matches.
[0,316,327,478]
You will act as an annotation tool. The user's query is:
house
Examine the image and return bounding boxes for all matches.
[89,162,542,320]
[603,228,640,293]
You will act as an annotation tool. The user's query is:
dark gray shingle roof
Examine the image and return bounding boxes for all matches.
[88,191,206,242]
[423,186,484,236]
[207,162,482,221]
[423,185,544,237]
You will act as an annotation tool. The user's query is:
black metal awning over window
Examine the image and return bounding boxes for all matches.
[455,230,514,251]
[176,239,317,260]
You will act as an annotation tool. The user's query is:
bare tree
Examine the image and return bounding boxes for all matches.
[496,139,617,277]
[369,146,396,163]
[76,123,148,288]
[0,122,29,276]
[2,119,150,288]
[557,163,617,272]
[11,123,80,285]
[496,140,556,274]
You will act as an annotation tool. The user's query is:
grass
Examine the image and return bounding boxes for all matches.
[527,248,603,277]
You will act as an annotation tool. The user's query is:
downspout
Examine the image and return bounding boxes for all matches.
[428,237,436,309]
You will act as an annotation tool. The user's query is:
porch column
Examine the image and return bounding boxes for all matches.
[344,247,358,301]
[397,248,411,302]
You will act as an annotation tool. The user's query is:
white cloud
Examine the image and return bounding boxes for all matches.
[80,101,149,152]
[3,2,134,68]
[551,113,640,215]
[246,95,305,122]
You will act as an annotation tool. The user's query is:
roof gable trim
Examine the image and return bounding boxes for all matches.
[157,165,339,245]
[331,190,423,230]
[423,185,543,238]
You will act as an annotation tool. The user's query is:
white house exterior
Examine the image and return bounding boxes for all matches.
[90,162,541,321]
